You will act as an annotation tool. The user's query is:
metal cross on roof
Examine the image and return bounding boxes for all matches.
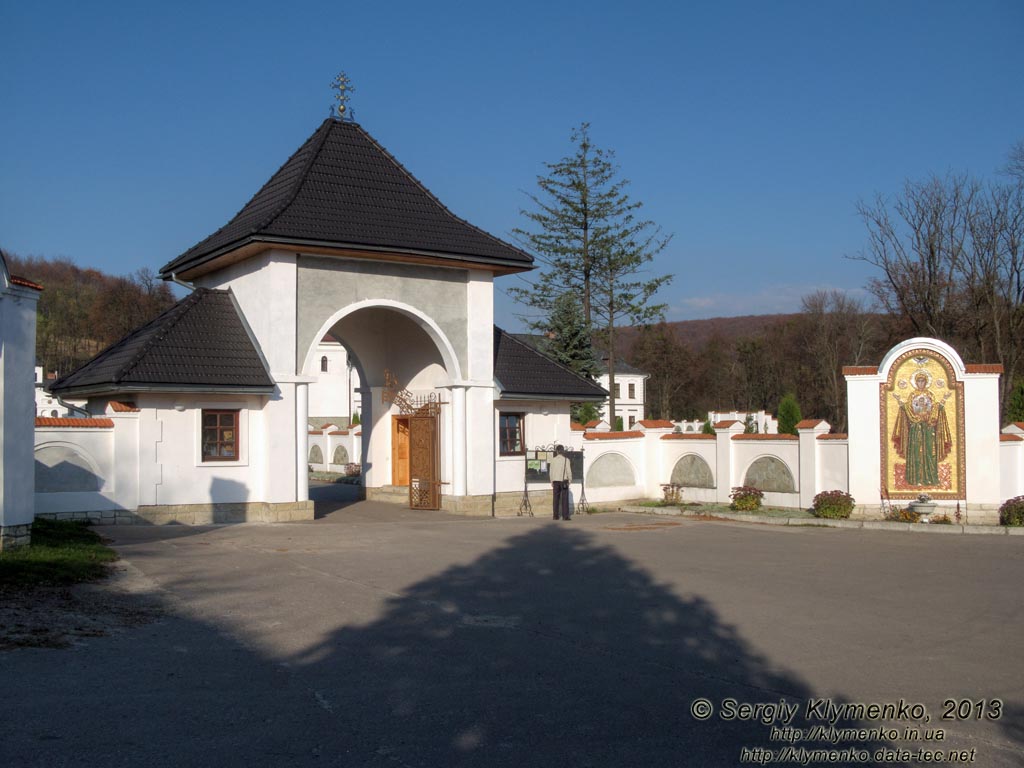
[330,71,356,121]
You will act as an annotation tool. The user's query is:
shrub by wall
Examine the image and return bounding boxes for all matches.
[812,490,855,519]
[729,486,764,512]
[1000,495,1024,526]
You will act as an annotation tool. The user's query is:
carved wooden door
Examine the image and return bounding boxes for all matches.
[408,413,440,509]
[392,417,410,486]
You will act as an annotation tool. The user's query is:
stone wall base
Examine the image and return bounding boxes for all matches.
[0,523,32,551]
[36,500,315,526]
[852,504,1000,526]
[365,487,554,517]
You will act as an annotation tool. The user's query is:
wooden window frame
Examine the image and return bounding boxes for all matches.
[499,412,525,456]
[321,355,329,372]
[201,409,240,462]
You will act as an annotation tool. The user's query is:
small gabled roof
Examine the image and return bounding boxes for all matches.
[50,288,273,397]
[493,327,607,401]
[161,119,533,279]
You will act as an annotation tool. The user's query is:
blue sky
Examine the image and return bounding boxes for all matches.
[2,1,1022,330]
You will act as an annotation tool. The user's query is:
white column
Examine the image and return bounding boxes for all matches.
[451,385,467,496]
[296,382,309,502]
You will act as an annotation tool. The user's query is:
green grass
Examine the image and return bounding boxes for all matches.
[0,519,117,587]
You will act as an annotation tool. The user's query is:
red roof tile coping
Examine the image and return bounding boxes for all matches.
[36,417,113,428]
[1014,422,1024,430]
[713,419,742,429]
[10,275,44,291]
[354,431,361,436]
[661,433,715,440]
[638,419,674,429]
[584,430,644,440]
[842,366,878,375]
[1001,434,1024,442]
[965,363,1004,374]
[584,420,602,428]
[308,430,323,435]
[570,422,586,432]
[732,433,798,441]
[109,401,140,413]
[818,434,849,440]
[795,419,825,429]
[328,430,350,435]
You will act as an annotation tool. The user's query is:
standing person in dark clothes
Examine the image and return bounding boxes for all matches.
[549,444,573,520]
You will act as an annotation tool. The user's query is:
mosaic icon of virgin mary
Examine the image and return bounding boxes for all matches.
[891,371,953,487]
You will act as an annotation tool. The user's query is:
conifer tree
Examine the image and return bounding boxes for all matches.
[778,393,803,436]
[510,123,672,423]
[1007,379,1024,423]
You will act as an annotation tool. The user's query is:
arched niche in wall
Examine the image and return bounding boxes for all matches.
[332,445,349,465]
[34,444,103,492]
[743,456,796,493]
[586,452,636,488]
[670,454,715,488]
[309,445,324,464]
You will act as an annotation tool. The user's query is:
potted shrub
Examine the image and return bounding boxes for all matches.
[908,493,937,522]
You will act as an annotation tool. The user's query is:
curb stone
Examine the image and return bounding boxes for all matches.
[619,506,1017,536]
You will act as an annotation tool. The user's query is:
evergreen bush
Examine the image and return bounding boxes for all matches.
[777,393,802,435]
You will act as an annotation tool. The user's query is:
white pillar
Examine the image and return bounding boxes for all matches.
[296,382,309,502]
[451,385,467,496]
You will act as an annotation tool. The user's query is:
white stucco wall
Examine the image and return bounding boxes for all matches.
[494,403,575,495]
[1001,439,1023,503]
[581,437,646,503]
[1,263,41,534]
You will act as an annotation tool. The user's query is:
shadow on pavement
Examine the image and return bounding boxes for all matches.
[0,524,924,766]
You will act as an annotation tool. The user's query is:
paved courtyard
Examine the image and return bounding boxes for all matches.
[2,498,1023,767]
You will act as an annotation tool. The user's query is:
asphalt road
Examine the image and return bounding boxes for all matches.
[3,503,1022,767]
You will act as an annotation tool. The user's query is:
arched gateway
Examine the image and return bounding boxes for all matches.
[49,118,604,521]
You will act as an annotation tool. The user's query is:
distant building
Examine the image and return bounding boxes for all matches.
[307,333,362,428]
[597,359,648,429]
[676,410,778,434]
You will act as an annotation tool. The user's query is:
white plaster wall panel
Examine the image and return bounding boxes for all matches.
[1,277,41,530]
[580,438,646,503]
[845,375,882,508]
[962,374,1001,505]
[732,442,800,495]
[818,441,850,494]
[466,271,494,384]
[999,442,1022,502]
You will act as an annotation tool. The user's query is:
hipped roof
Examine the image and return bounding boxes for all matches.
[161,119,532,278]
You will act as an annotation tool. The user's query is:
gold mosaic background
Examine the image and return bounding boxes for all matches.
[880,349,965,500]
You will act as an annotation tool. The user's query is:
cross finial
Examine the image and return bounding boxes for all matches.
[330,71,356,121]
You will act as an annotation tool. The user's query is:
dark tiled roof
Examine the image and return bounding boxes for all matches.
[598,357,646,376]
[50,289,273,396]
[161,119,532,277]
[493,328,606,400]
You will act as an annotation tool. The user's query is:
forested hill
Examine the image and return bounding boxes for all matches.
[616,314,799,353]
[5,253,177,378]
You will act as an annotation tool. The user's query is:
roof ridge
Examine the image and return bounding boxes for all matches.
[353,123,532,261]
[111,288,211,384]
[260,118,336,235]
[494,325,607,393]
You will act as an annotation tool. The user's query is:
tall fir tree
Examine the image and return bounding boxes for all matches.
[509,123,672,423]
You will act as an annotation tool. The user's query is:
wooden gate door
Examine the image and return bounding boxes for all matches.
[392,417,410,486]
[408,412,440,509]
